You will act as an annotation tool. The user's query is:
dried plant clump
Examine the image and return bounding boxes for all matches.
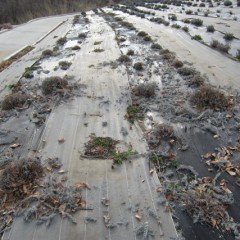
[161,52,175,61]
[191,18,203,26]
[127,49,134,56]
[178,67,196,76]
[114,17,123,21]
[72,15,80,25]
[57,37,67,46]
[172,59,183,68]
[23,67,34,79]
[185,10,192,15]
[112,149,134,165]
[93,48,104,53]
[211,40,230,53]
[182,26,189,32]
[41,76,68,95]
[118,37,126,42]
[174,176,235,232]
[169,14,177,21]
[151,43,162,50]
[0,157,86,233]
[133,82,156,98]
[133,62,144,71]
[188,75,205,87]
[42,49,53,57]
[153,123,174,139]
[150,154,179,171]
[171,23,181,29]
[192,35,202,41]
[224,0,233,5]
[0,23,12,30]
[144,35,152,41]
[118,55,131,63]
[2,93,28,110]
[147,123,175,149]
[58,61,72,70]
[0,158,44,201]
[190,85,230,110]
[121,21,135,30]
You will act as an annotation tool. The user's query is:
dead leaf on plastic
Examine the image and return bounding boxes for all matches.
[10,143,21,149]
[226,168,237,176]
[202,146,240,176]
[75,182,91,190]
[220,180,232,194]
[210,217,217,228]
[79,200,86,208]
[228,146,237,150]
[168,150,176,159]
[58,138,65,143]
[59,204,66,215]
[202,176,212,183]
[46,166,52,172]
[135,211,142,221]
[103,214,111,224]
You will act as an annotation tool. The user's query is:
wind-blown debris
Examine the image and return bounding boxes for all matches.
[202,146,240,176]
[0,158,87,233]
[169,175,235,232]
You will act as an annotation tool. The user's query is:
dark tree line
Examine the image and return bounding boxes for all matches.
[0,0,118,24]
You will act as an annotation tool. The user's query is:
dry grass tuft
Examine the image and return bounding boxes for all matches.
[0,158,44,201]
[188,75,205,87]
[190,85,230,110]
[133,82,156,98]
[0,46,34,73]
[133,62,144,71]
[118,55,131,63]
[2,93,28,110]
[42,76,68,95]
[172,59,183,68]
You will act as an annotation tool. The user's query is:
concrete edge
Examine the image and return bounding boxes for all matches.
[33,19,69,45]
[2,19,69,62]
[0,29,9,35]
[3,45,29,61]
